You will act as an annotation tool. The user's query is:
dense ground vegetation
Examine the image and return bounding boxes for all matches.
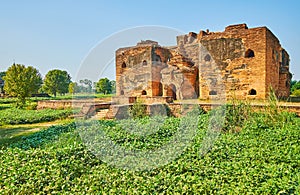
[0,108,73,126]
[0,98,73,126]
[0,103,299,194]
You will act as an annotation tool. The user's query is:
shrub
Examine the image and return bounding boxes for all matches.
[129,100,147,119]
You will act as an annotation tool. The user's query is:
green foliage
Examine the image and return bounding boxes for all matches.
[129,100,147,119]
[79,79,93,93]
[220,90,295,133]
[68,82,80,94]
[0,71,5,78]
[110,80,116,94]
[290,80,300,96]
[3,64,42,108]
[291,89,300,97]
[0,108,73,125]
[290,80,300,93]
[96,78,112,94]
[0,112,299,194]
[0,71,5,93]
[43,69,71,97]
[222,101,251,133]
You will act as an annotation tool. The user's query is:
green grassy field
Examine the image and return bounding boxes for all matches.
[0,98,74,148]
[0,119,73,148]
[0,104,299,194]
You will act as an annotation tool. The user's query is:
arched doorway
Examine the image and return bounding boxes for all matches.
[167,84,177,100]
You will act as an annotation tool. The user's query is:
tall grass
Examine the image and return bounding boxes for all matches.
[220,90,296,133]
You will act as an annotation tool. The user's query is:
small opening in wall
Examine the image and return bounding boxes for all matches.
[142,90,147,95]
[120,90,124,95]
[204,54,211,62]
[142,60,147,66]
[209,90,217,95]
[245,49,255,58]
[286,80,289,88]
[249,89,257,95]
[122,62,127,68]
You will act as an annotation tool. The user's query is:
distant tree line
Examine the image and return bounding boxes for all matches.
[0,63,115,108]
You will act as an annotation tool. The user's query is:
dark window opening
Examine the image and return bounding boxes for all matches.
[142,60,147,66]
[209,90,217,95]
[158,82,163,96]
[286,80,289,88]
[249,89,257,95]
[142,90,147,95]
[245,49,255,58]
[122,62,127,68]
[204,54,211,62]
[120,90,124,95]
[167,84,177,100]
[153,55,162,65]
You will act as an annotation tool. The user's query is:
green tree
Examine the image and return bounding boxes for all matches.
[110,80,116,94]
[96,78,112,94]
[291,80,300,93]
[292,90,300,97]
[3,64,42,107]
[43,69,71,97]
[0,71,5,93]
[69,82,80,94]
[0,71,5,78]
[79,79,93,93]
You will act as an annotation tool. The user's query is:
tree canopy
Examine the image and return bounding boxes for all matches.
[43,69,71,97]
[68,82,80,94]
[79,79,93,93]
[0,71,5,93]
[96,78,113,94]
[3,64,42,107]
[291,80,300,97]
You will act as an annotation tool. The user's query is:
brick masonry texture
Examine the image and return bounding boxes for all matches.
[115,24,291,102]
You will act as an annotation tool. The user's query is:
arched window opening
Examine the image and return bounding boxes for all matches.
[245,49,255,58]
[204,54,211,62]
[249,89,257,95]
[120,90,124,95]
[209,90,217,95]
[142,60,147,66]
[122,62,127,68]
[142,90,147,95]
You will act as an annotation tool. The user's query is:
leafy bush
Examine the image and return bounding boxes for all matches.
[291,89,300,97]
[129,100,147,119]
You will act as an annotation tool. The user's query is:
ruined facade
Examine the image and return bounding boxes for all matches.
[115,24,292,102]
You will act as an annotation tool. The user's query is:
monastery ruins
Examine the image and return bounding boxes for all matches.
[115,24,291,102]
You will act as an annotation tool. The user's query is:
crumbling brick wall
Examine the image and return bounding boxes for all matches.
[115,24,291,101]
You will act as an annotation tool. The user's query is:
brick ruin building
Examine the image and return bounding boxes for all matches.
[115,24,292,103]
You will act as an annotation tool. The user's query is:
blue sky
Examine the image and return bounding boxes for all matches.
[0,0,300,81]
